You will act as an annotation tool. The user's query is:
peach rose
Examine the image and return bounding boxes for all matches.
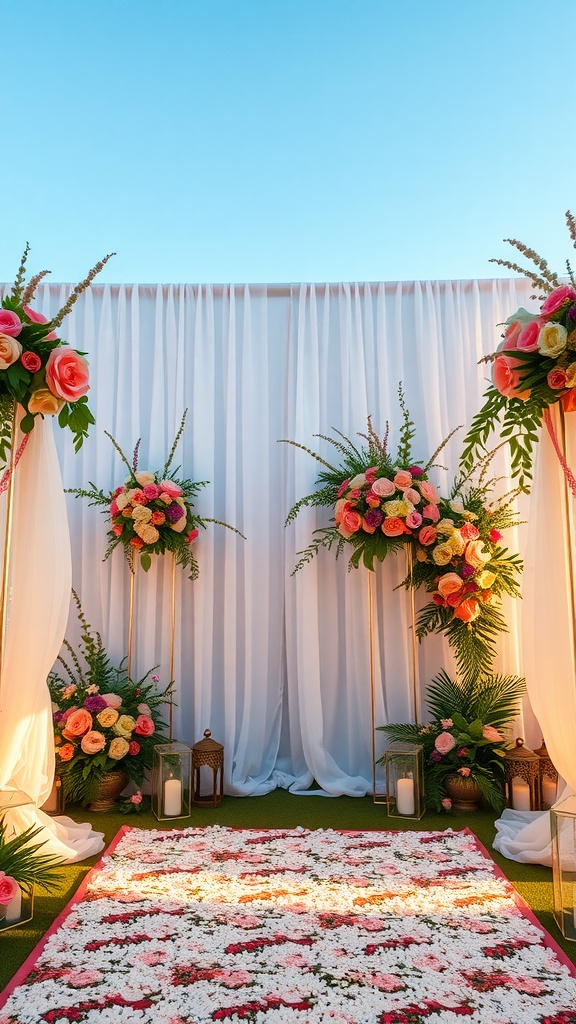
[134,471,155,486]
[159,480,183,498]
[339,508,362,538]
[393,470,412,490]
[132,505,152,522]
[404,488,421,505]
[381,516,405,537]
[108,737,130,760]
[45,348,90,401]
[422,503,440,523]
[538,322,568,359]
[540,284,576,316]
[482,725,502,742]
[0,310,22,337]
[362,517,376,534]
[502,319,522,348]
[135,522,160,544]
[437,573,464,599]
[100,692,122,709]
[418,525,437,546]
[453,597,480,623]
[465,539,491,568]
[0,333,23,370]
[134,714,155,737]
[492,353,530,401]
[57,743,75,762]
[96,707,119,728]
[81,730,106,754]
[434,732,456,755]
[111,524,123,537]
[62,708,93,737]
[371,477,395,498]
[418,481,440,504]
[28,388,65,416]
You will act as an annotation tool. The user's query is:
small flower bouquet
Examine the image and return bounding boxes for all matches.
[461,211,576,490]
[379,669,525,812]
[48,593,171,805]
[0,817,64,908]
[71,410,243,579]
[0,245,113,467]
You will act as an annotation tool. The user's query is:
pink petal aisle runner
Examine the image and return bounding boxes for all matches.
[1,827,576,1024]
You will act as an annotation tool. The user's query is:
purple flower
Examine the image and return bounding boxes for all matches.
[461,563,475,579]
[430,750,442,763]
[83,695,108,713]
[407,465,424,477]
[165,502,185,523]
[53,710,64,723]
[364,508,384,529]
[568,305,576,323]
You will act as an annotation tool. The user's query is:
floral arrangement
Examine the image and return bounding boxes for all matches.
[461,210,576,490]
[379,669,525,811]
[0,244,114,467]
[0,817,64,905]
[283,388,522,679]
[48,592,171,805]
[70,410,243,579]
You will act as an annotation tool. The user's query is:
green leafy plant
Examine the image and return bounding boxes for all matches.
[69,409,244,579]
[0,819,65,897]
[48,592,172,805]
[378,669,526,812]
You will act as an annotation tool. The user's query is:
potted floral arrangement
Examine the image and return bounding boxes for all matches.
[0,818,64,928]
[379,669,525,812]
[70,409,243,579]
[0,244,113,467]
[461,210,576,491]
[48,592,171,809]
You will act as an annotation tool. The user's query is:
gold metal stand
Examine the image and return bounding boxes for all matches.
[168,554,177,742]
[127,563,136,679]
[0,412,18,711]
[558,407,576,672]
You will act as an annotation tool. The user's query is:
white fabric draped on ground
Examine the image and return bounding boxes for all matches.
[1,278,547,803]
[0,416,104,860]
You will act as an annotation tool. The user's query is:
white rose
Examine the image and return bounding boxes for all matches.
[538,322,568,359]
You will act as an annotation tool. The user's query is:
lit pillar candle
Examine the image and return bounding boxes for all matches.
[164,776,182,817]
[542,777,557,808]
[5,886,21,923]
[396,777,415,816]
[511,778,531,811]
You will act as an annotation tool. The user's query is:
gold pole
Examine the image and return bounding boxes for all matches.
[558,407,576,680]
[406,547,420,724]
[369,571,386,804]
[127,563,136,679]
[0,411,18,712]
[169,554,176,742]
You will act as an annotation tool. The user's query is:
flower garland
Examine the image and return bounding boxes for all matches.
[0,245,114,467]
[283,389,522,680]
[48,592,171,805]
[461,210,576,491]
[70,410,243,579]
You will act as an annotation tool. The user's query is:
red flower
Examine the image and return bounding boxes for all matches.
[21,350,42,372]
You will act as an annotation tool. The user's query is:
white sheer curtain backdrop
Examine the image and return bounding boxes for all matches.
[18,277,541,800]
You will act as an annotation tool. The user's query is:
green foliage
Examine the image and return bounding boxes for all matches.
[0,820,65,895]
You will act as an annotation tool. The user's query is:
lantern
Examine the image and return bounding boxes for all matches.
[192,730,224,807]
[534,739,559,809]
[384,741,425,820]
[503,738,540,811]
[551,794,576,942]
[152,742,192,820]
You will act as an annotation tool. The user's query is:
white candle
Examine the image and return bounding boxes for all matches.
[164,777,182,817]
[5,886,21,923]
[396,777,415,816]
[542,777,557,808]
[511,778,531,811]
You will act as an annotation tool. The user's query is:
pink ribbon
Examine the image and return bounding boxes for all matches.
[543,407,576,500]
[0,433,31,496]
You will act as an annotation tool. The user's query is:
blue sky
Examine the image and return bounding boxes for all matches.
[2,0,575,284]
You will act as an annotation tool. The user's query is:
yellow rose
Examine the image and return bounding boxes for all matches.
[476,569,497,588]
[132,505,152,523]
[432,543,454,565]
[136,523,160,544]
[447,531,465,555]
[383,499,411,517]
[108,737,130,760]
[538,322,568,359]
[97,708,119,728]
[416,547,429,562]
[566,363,576,387]
[113,714,136,739]
[436,518,455,535]
[28,388,65,416]
[0,333,22,370]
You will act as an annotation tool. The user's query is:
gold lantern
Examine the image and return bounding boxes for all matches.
[534,739,559,809]
[503,738,541,811]
[384,741,425,820]
[551,794,576,942]
[192,730,224,807]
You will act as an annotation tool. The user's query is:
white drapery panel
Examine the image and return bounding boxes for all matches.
[16,277,541,799]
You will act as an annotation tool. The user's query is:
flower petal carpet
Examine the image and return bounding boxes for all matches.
[1,825,575,1023]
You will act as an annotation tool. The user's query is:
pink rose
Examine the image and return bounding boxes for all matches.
[419,481,440,504]
[143,483,161,500]
[371,477,395,498]
[365,492,381,508]
[548,367,567,389]
[482,725,502,742]
[129,791,143,803]
[45,348,90,402]
[80,730,106,754]
[336,478,350,498]
[441,797,452,811]
[134,714,155,737]
[187,528,199,544]
[406,511,422,530]
[540,284,576,317]
[434,732,456,755]
[0,872,19,906]
[0,310,22,337]
[393,470,412,490]
[110,499,120,516]
[502,319,522,348]
[517,319,541,353]
[159,479,183,498]
[381,516,406,537]
[129,741,141,755]
[23,305,58,340]
[365,467,378,484]
[492,353,530,401]
[21,350,42,372]
[437,573,463,599]
[404,488,421,505]
[101,692,122,708]
[418,525,437,546]
[339,508,362,537]
[422,503,440,523]
[460,522,480,540]
[131,490,148,505]
[458,766,471,777]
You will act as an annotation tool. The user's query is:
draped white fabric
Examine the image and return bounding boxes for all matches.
[0,417,104,859]
[9,278,545,802]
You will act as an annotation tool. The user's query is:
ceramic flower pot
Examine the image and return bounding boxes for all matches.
[443,773,483,811]
[87,769,129,812]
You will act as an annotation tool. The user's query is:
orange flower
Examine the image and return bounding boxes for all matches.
[453,597,480,623]
[130,537,144,549]
[381,517,405,537]
[57,743,75,762]
[62,708,93,737]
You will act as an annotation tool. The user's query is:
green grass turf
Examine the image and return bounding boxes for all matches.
[1,791,574,992]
